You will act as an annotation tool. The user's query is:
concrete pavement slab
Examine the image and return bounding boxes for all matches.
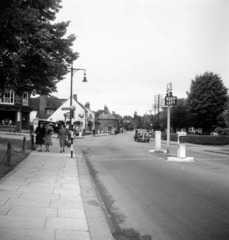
[0,215,46,229]
[56,179,80,184]
[61,183,80,189]
[45,217,88,231]
[0,191,22,198]
[54,188,81,195]
[1,180,30,186]
[7,206,57,217]
[58,208,86,218]
[59,194,83,201]
[27,182,62,188]
[20,192,60,200]
[5,197,50,207]
[0,228,55,240]
[0,205,12,215]
[17,185,54,193]
[27,177,59,183]
[55,230,91,240]
[50,199,84,209]
[0,185,20,191]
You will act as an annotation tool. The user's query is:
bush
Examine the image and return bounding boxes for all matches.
[185,135,229,145]
[151,132,229,145]
[221,128,229,135]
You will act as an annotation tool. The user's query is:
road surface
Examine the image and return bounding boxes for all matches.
[77,132,229,240]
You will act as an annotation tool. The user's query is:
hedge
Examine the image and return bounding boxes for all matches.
[151,132,229,145]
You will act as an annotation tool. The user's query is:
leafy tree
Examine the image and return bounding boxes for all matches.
[187,72,228,134]
[0,0,77,95]
[170,98,190,132]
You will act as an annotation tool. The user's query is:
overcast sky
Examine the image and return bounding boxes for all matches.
[53,0,229,117]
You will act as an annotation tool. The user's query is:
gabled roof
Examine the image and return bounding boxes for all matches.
[30,97,66,111]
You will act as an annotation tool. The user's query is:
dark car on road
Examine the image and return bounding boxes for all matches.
[134,129,150,142]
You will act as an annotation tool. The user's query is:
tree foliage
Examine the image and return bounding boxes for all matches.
[187,72,228,134]
[0,0,78,95]
[170,98,190,132]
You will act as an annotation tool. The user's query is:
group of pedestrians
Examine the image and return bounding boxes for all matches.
[35,123,68,153]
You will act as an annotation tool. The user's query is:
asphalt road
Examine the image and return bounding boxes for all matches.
[77,132,229,240]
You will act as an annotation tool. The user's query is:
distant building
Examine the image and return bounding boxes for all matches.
[97,105,119,133]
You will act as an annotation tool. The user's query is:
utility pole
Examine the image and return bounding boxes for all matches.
[154,94,163,130]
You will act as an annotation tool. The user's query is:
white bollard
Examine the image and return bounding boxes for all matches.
[166,131,194,162]
[79,130,82,137]
[155,131,162,151]
[149,131,166,153]
[177,132,187,158]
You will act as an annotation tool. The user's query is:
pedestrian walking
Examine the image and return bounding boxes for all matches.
[44,123,53,152]
[35,123,46,152]
[57,124,67,153]
[93,128,96,136]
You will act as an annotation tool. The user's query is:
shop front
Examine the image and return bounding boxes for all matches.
[0,105,32,132]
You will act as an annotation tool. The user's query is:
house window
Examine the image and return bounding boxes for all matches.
[45,109,55,115]
[22,93,28,105]
[0,91,14,104]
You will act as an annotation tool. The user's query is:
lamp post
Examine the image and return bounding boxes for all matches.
[69,64,87,158]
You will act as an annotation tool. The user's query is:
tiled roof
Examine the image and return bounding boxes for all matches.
[30,97,66,111]
[98,111,117,120]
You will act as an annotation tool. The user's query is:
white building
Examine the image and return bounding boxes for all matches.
[47,94,95,134]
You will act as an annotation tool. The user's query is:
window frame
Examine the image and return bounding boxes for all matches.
[0,91,15,104]
[22,92,29,106]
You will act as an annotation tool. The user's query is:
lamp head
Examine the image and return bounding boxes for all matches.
[82,71,87,82]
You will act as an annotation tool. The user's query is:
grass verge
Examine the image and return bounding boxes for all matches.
[0,136,34,179]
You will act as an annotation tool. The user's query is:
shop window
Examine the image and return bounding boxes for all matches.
[0,91,14,104]
[22,93,29,105]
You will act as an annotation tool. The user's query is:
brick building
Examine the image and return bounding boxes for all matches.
[97,105,119,133]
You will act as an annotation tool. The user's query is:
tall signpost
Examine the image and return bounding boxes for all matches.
[165,83,177,153]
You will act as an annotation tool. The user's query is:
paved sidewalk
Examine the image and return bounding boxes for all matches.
[0,137,114,240]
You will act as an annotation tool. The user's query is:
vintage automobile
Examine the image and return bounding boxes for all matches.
[134,129,150,142]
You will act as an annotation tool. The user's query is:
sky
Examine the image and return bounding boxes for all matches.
[52,0,229,117]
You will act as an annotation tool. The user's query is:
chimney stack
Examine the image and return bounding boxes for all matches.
[85,102,90,109]
[39,95,47,116]
[104,105,109,114]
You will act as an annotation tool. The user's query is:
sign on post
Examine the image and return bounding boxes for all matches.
[165,96,177,106]
[61,106,76,111]
[61,107,70,111]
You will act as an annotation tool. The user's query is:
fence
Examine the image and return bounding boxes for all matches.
[0,136,27,167]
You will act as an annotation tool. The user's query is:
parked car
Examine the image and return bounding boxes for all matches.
[210,132,219,136]
[134,129,150,142]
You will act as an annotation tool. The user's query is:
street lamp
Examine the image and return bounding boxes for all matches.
[69,64,87,158]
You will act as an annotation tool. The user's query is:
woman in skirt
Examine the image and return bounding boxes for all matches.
[44,123,53,152]
[57,124,67,153]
